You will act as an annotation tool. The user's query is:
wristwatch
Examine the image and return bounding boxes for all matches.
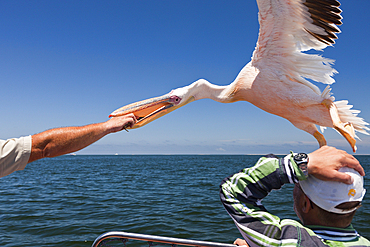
[293,153,309,177]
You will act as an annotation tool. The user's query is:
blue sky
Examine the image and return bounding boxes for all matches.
[1,0,369,155]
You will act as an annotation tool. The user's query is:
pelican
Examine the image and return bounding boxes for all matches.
[110,0,369,152]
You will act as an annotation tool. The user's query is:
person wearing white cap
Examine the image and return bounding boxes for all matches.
[220,146,369,247]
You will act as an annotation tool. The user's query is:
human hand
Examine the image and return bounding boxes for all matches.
[307,145,365,184]
[106,113,137,133]
[233,238,249,247]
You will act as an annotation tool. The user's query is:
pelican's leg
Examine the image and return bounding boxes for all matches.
[322,99,357,152]
[290,121,327,148]
[314,131,327,147]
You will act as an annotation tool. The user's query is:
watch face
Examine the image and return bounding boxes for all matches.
[294,153,308,161]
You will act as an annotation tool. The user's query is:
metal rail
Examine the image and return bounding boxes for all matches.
[92,231,237,247]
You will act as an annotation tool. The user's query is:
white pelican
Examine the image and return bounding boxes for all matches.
[110,0,369,152]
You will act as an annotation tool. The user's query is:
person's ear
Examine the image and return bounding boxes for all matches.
[302,195,312,213]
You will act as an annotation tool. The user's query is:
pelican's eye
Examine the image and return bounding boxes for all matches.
[169,96,181,105]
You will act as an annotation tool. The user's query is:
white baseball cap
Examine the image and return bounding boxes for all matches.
[299,167,366,214]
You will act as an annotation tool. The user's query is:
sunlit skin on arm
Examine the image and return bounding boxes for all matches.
[28,114,137,163]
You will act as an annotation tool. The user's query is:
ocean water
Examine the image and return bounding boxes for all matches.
[0,155,369,247]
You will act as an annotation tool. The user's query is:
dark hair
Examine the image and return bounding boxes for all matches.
[315,201,361,227]
[335,201,362,211]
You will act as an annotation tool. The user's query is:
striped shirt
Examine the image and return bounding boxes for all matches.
[220,153,370,247]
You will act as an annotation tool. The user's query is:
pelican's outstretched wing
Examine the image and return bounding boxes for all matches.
[252,0,342,93]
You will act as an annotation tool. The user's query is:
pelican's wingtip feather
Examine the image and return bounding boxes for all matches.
[302,0,342,47]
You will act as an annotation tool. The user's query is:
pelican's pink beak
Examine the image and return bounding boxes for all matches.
[109,93,192,129]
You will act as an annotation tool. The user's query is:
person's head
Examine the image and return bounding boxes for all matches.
[293,167,366,228]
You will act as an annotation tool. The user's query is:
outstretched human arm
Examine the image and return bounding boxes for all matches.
[28,114,136,163]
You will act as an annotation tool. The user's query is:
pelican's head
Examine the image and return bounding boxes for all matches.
[109,85,196,129]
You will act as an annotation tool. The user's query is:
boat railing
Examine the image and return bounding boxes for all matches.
[92,231,237,247]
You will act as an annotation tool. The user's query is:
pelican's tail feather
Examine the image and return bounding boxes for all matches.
[334,100,370,138]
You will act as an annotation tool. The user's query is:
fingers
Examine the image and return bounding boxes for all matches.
[307,145,365,184]
[233,238,249,247]
[342,157,365,176]
[123,113,137,122]
[122,113,137,128]
[333,147,364,176]
[105,113,137,133]
[119,114,137,127]
[330,171,354,185]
